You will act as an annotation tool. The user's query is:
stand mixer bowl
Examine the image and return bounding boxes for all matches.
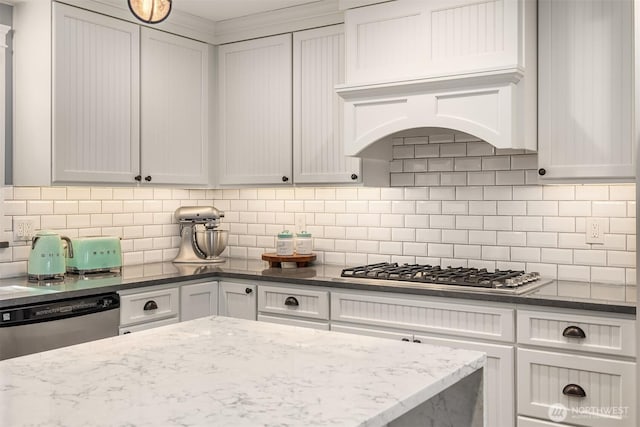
[195,228,228,259]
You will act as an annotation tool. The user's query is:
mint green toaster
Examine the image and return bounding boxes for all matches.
[65,236,122,274]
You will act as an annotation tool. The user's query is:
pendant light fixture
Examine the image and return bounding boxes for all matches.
[128,0,172,24]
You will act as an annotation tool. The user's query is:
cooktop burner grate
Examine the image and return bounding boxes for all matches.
[340,263,541,288]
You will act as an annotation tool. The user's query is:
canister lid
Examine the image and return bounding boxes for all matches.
[277,230,293,238]
[296,231,312,237]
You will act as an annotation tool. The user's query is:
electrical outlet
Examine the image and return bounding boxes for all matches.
[14,219,35,241]
[585,218,605,244]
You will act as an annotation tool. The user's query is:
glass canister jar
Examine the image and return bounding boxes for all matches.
[295,231,313,255]
[276,230,294,256]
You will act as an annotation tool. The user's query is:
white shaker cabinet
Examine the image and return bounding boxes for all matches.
[180,281,219,322]
[293,25,361,184]
[218,35,293,185]
[537,0,635,181]
[15,2,210,186]
[140,28,209,185]
[52,3,140,183]
[219,281,257,320]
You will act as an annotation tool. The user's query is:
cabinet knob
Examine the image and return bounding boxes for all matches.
[144,176,152,182]
[350,173,358,180]
[282,176,289,182]
[401,338,411,342]
[245,287,253,294]
[562,384,587,398]
[284,296,299,307]
[538,168,546,176]
[134,175,142,182]
[123,331,131,334]
[412,339,421,343]
[562,325,586,339]
[143,300,158,311]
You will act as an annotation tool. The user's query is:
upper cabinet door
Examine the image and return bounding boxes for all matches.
[140,28,209,185]
[293,25,361,184]
[538,0,634,181]
[218,34,293,185]
[53,3,140,183]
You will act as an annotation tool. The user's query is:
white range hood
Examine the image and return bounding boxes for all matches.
[336,0,537,159]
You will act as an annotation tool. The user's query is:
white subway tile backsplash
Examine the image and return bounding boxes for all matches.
[527,232,558,248]
[454,157,481,172]
[511,247,540,263]
[496,170,524,186]
[455,216,483,230]
[590,266,625,284]
[575,185,608,200]
[414,144,439,158]
[456,187,483,200]
[0,130,633,285]
[429,187,456,200]
[482,156,510,171]
[469,201,497,215]
[405,215,429,228]
[454,244,481,259]
[466,171,495,186]
[483,186,512,200]
[430,215,456,229]
[592,201,627,217]
[482,246,510,261]
[497,231,526,247]
[441,229,468,244]
[558,265,591,282]
[469,230,496,245]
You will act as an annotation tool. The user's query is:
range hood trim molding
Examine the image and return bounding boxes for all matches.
[337,67,535,158]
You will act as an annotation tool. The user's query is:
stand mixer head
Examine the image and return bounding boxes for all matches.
[173,206,228,263]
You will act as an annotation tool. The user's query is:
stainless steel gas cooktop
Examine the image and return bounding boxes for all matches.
[337,263,551,294]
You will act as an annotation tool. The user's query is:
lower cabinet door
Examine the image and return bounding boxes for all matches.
[517,348,636,427]
[329,323,514,427]
[180,281,218,321]
[258,314,329,330]
[219,281,257,321]
[413,333,515,427]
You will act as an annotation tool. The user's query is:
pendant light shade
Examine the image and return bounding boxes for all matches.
[128,0,172,24]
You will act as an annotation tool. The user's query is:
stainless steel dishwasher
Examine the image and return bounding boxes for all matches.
[0,293,120,360]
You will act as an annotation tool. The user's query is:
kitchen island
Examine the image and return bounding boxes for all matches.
[0,316,485,427]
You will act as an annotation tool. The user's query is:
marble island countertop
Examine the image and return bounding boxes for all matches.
[0,316,485,427]
[0,258,635,314]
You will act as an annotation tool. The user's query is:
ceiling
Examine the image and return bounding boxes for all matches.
[153,0,322,22]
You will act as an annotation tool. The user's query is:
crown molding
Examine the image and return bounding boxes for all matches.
[56,0,216,44]
[214,0,343,44]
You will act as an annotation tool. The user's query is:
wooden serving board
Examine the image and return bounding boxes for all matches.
[261,253,316,268]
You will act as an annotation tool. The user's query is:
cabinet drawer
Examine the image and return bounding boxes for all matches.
[119,317,179,335]
[331,291,515,342]
[517,349,636,427]
[258,314,329,331]
[258,285,329,320]
[517,309,636,357]
[119,287,179,326]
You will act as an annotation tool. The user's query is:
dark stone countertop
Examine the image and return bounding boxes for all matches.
[0,259,635,315]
